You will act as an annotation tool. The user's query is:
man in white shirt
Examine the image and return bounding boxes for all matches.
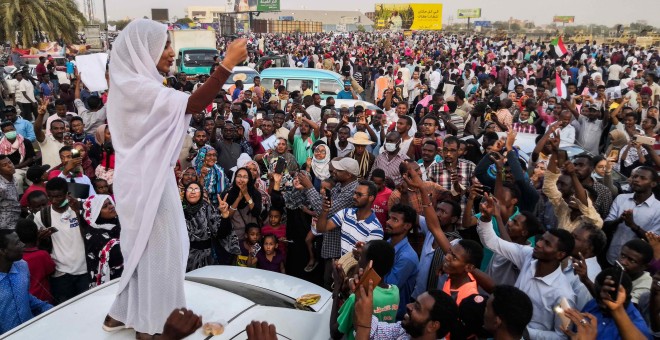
[564,223,606,310]
[34,102,66,170]
[507,70,527,92]
[477,194,576,339]
[14,72,37,121]
[556,110,576,144]
[607,62,623,87]
[429,64,441,95]
[35,177,89,304]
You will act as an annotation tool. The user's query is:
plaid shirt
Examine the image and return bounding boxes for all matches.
[370,153,409,186]
[512,122,537,134]
[306,179,359,259]
[427,159,475,216]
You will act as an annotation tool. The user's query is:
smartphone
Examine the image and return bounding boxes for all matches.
[256,113,263,120]
[481,185,492,193]
[553,297,572,330]
[71,149,81,159]
[296,112,303,119]
[414,132,423,139]
[608,148,620,160]
[348,116,356,123]
[324,188,332,201]
[359,267,382,292]
[609,261,626,301]
[556,149,568,166]
[274,157,286,174]
[635,135,655,146]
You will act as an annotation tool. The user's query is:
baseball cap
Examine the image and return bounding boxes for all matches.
[331,158,359,176]
[343,80,352,86]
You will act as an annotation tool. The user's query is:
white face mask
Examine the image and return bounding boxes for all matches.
[384,142,398,152]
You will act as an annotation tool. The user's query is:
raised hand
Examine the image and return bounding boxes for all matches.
[222,38,248,70]
[479,193,496,220]
[161,308,203,340]
[218,194,230,218]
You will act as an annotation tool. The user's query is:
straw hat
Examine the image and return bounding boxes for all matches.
[347,131,375,146]
[232,73,247,82]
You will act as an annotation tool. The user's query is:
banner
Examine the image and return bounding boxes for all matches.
[374,3,443,31]
[457,8,481,19]
[473,21,491,27]
[233,0,280,12]
[553,16,575,23]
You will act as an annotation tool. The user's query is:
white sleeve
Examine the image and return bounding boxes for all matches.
[477,219,530,269]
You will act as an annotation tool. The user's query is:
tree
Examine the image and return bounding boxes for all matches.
[109,19,131,31]
[356,24,366,33]
[0,0,86,47]
[175,17,194,26]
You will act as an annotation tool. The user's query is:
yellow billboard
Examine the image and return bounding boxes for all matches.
[374,3,443,31]
[457,8,481,19]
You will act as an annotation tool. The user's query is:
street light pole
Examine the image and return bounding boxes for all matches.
[103,0,109,50]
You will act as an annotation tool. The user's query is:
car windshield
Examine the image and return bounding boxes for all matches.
[183,50,216,67]
[225,71,259,85]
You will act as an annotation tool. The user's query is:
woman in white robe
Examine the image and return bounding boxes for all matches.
[102,19,246,337]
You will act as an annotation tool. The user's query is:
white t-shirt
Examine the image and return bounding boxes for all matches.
[39,135,65,170]
[16,79,36,104]
[608,64,623,81]
[35,207,87,276]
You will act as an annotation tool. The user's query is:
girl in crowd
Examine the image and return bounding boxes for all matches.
[225,167,262,241]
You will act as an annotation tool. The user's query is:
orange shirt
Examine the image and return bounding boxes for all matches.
[442,272,479,305]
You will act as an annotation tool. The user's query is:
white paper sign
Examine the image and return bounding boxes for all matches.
[76,53,109,92]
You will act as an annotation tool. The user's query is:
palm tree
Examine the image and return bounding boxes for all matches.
[0,0,86,47]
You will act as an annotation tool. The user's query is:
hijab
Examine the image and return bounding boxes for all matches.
[182,182,205,220]
[95,124,108,146]
[73,142,95,179]
[311,143,331,181]
[107,19,192,294]
[83,194,118,231]
[192,145,228,202]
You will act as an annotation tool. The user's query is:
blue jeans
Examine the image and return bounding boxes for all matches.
[50,273,90,305]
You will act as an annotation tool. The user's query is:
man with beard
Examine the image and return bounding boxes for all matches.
[216,123,242,176]
[249,116,277,156]
[316,179,383,257]
[34,101,66,172]
[383,203,419,321]
[477,193,576,339]
[354,284,458,340]
[188,111,205,135]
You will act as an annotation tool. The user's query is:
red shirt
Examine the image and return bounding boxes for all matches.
[372,187,393,228]
[19,184,46,208]
[22,247,56,303]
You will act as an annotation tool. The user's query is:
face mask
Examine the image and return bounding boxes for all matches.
[4,131,16,140]
[384,142,398,152]
[547,105,555,111]
[59,199,69,208]
[592,172,603,180]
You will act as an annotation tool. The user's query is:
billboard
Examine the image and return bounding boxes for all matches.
[151,8,169,21]
[473,21,491,27]
[457,8,481,19]
[553,16,575,23]
[233,0,280,12]
[374,3,443,31]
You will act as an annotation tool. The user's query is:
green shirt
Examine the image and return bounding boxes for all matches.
[337,285,400,340]
[291,134,317,166]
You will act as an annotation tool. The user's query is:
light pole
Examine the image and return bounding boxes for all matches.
[103,0,109,50]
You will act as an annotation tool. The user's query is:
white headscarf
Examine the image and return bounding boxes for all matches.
[311,144,331,181]
[83,194,116,231]
[107,19,191,294]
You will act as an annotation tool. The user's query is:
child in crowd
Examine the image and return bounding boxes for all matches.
[237,223,261,267]
[261,207,287,258]
[304,178,335,272]
[440,239,488,305]
[15,219,56,304]
[93,178,111,195]
[617,239,653,305]
[256,234,286,274]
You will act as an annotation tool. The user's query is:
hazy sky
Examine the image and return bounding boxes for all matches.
[81,0,660,27]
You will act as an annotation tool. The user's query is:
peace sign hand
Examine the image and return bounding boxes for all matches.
[38,98,50,115]
[218,194,230,218]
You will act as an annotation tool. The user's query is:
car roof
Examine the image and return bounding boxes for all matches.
[231,66,258,74]
[334,99,379,111]
[3,266,331,340]
[260,67,342,81]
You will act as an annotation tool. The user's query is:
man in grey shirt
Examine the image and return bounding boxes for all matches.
[0,155,20,230]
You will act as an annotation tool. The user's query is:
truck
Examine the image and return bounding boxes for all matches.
[167,30,218,76]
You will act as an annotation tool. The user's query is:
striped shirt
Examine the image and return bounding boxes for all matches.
[331,208,384,256]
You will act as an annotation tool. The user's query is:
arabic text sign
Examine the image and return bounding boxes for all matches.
[457,8,481,19]
[553,16,575,23]
[374,3,443,30]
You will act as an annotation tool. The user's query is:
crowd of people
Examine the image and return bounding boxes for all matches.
[2,26,660,339]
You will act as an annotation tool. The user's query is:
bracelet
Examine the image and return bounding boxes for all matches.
[229,206,237,211]
[355,324,371,329]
